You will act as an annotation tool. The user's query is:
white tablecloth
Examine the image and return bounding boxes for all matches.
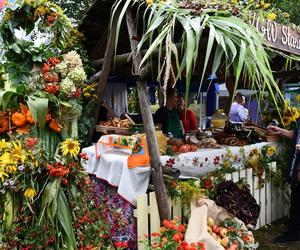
[82,146,151,206]
[83,141,278,205]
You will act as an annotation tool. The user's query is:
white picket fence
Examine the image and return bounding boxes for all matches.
[133,162,289,249]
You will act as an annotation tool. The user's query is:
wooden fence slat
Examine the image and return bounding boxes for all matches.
[239,169,246,180]
[265,181,272,225]
[136,193,149,250]
[172,198,182,220]
[225,173,232,180]
[232,172,239,183]
[253,175,261,229]
[246,168,254,196]
[259,184,266,227]
[277,186,283,219]
[149,192,161,236]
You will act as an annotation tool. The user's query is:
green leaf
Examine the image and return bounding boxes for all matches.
[57,187,77,250]
[27,96,48,128]
[0,91,18,111]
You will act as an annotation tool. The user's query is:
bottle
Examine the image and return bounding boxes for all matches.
[211,109,228,129]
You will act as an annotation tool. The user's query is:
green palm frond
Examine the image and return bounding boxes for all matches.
[112,0,285,109]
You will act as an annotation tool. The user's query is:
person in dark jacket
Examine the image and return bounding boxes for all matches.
[268,123,300,244]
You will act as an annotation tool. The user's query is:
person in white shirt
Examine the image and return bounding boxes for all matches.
[229,93,249,123]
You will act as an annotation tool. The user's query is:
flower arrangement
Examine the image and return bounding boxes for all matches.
[140,218,206,250]
[0,136,121,249]
[245,145,286,188]
[262,104,300,129]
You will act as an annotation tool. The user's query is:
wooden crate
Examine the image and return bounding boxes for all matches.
[134,162,289,249]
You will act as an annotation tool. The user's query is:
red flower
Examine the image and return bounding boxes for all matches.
[44,83,59,95]
[48,57,60,66]
[151,232,160,237]
[162,219,170,227]
[203,179,213,189]
[79,152,89,160]
[42,63,51,73]
[166,158,175,167]
[122,242,128,248]
[114,241,123,248]
[213,156,220,165]
[25,137,38,148]
[173,233,183,242]
[177,224,185,233]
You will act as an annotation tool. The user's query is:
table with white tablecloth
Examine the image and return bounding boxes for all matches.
[82,145,151,206]
[82,141,278,206]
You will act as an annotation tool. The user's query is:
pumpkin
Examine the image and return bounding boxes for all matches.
[11,112,27,127]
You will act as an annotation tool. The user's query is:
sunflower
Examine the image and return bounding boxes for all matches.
[60,139,80,158]
[282,116,292,126]
[266,146,276,156]
[0,168,8,182]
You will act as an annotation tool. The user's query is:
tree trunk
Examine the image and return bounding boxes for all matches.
[126,8,171,221]
[87,5,121,142]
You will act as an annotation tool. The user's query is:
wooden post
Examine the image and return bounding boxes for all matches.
[87,5,121,142]
[126,8,171,220]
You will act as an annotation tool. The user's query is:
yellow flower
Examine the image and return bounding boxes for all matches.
[5,165,17,174]
[0,168,8,182]
[262,3,271,9]
[223,160,231,168]
[83,93,91,98]
[24,187,37,200]
[266,146,276,156]
[267,13,277,21]
[146,0,153,6]
[60,139,80,158]
[0,139,7,149]
[291,107,300,120]
[250,148,259,156]
[231,0,238,4]
[11,142,26,163]
[0,152,15,165]
[282,116,292,126]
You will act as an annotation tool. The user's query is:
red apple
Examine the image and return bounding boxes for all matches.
[228,243,238,250]
[212,224,219,234]
[219,227,228,238]
[207,217,214,227]
[242,234,254,244]
[221,237,229,247]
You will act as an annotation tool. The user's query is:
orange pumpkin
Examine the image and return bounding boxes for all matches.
[49,120,62,133]
[26,111,35,124]
[11,112,27,127]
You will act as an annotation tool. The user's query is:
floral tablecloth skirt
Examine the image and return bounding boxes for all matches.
[92,176,137,249]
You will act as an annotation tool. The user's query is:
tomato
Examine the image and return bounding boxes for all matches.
[190,145,197,152]
[179,145,189,153]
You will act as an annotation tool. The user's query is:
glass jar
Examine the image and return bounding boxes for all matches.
[211,109,228,129]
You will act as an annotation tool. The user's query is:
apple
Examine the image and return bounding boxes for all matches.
[212,224,219,234]
[221,237,229,247]
[207,226,212,234]
[219,227,228,238]
[217,237,222,245]
[242,234,254,244]
[211,232,218,240]
[228,243,238,250]
[207,217,214,227]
